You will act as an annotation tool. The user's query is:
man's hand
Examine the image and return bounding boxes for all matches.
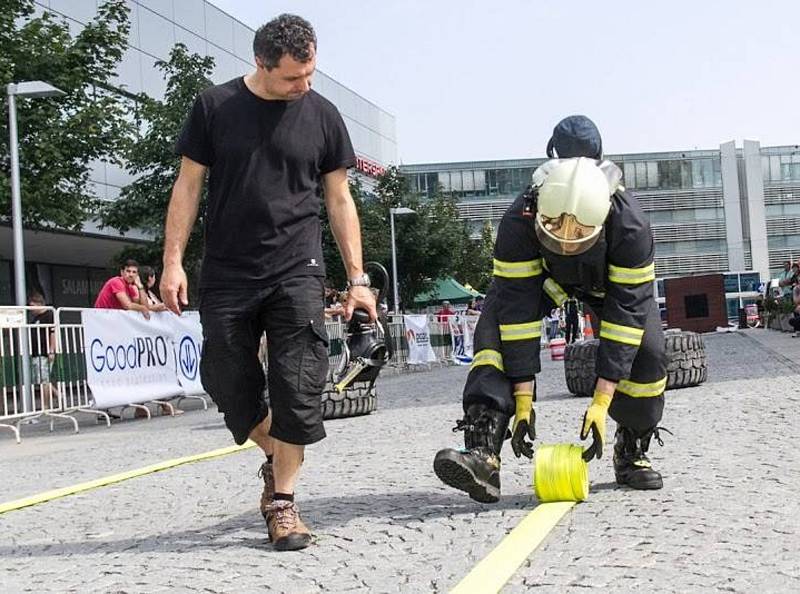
[580,389,613,461]
[160,263,189,315]
[150,303,168,313]
[345,285,377,321]
[511,390,536,458]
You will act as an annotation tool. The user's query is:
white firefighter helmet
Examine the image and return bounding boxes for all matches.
[534,157,613,255]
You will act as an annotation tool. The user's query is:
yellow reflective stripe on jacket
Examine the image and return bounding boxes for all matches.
[599,320,644,347]
[608,262,656,285]
[543,278,568,306]
[617,376,667,398]
[493,258,543,278]
[471,349,504,372]
[499,321,542,341]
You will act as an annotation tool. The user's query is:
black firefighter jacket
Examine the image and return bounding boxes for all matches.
[491,187,656,384]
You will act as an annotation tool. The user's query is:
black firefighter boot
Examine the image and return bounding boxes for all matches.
[433,403,510,503]
[613,426,666,490]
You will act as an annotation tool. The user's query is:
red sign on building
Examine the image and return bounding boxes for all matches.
[355,155,386,178]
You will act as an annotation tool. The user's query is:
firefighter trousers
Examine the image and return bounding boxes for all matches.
[463,288,666,436]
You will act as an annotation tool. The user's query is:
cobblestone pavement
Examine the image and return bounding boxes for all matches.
[1,329,799,593]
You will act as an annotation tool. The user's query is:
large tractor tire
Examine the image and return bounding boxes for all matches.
[563,330,707,397]
[663,330,708,389]
[320,381,377,419]
[564,340,600,397]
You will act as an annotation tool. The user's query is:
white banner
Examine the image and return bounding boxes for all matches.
[449,315,478,365]
[82,310,185,408]
[171,311,205,395]
[404,314,437,364]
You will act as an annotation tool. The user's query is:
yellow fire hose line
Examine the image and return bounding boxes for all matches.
[0,441,257,515]
[450,500,576,594]
[1,439,580,593]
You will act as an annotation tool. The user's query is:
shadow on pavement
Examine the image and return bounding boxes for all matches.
[1,491,539,557]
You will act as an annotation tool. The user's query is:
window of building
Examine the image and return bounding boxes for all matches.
[623,162,636,188]
[487,169,498,195]
[723,273,740,292]
[635,161,647,189]
[647,161,659,188]
[692,159,714,188]
[474,170,486,192]
[680,160,693,188]
[767,155,779,181]
[650,211,673,224]
[712,158,722,186]
[726,297,740,321]
[695,207,724,220]
[781,161,800,181]
[739,272,761,292]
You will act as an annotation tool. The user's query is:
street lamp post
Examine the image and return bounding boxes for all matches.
[389,206,415,314]
[7,81,65,414]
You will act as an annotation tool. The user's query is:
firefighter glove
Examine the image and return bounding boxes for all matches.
[511,390,536,459]
[580,389,613,461]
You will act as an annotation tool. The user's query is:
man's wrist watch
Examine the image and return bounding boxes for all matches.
[347,273,371,288]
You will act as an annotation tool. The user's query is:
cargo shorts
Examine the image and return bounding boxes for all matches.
[199,276,329,446]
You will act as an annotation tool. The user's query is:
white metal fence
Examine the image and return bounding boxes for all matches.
[0,307,460,443]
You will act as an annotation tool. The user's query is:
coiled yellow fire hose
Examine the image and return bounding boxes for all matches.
[533,443,589,502]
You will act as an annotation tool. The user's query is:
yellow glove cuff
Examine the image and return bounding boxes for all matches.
[514,390,534,422]
[590,389,613,411]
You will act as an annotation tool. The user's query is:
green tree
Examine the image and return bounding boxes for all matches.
[327,166,471,310]
[99,43,214,279]
[0,0,131,229]
[454,220,495,293]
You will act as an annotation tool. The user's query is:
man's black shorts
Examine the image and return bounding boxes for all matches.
[199,276,329,446]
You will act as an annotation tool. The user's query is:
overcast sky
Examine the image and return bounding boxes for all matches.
[211,0,800,165]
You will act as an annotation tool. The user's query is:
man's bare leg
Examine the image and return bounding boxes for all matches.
[273,439,304,494]
[249,414,274,458]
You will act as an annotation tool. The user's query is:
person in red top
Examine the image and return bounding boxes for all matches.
[437,300,456,322]
[94,260,151,319]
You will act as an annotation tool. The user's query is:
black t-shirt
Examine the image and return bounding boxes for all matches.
[176,78,356,288]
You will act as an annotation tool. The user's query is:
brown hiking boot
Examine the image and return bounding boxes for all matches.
[265,500,312,551]
[258,460,274,518]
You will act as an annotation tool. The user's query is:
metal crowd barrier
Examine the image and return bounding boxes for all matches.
[0,306,93,443]
[0,307,466,443]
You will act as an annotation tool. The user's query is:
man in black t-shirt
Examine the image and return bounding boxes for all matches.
[27,292,58,409]
[162,14,376,552]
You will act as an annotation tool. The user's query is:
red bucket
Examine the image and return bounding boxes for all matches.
[550,338,566,361]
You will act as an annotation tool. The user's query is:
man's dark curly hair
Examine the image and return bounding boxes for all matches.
[253,14,317,70]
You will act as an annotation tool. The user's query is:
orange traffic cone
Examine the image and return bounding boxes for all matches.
[583,314,594,339]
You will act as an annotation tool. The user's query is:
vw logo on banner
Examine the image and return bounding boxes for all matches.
[179,335,199,381]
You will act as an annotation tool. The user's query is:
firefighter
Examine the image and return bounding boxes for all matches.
[433,115,667,503]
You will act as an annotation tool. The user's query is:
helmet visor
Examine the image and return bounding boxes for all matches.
[535,213,600,256]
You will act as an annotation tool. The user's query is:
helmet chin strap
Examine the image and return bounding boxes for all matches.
[546,137,557,159]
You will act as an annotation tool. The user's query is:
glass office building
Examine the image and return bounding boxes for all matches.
[402,142,800,320]
[1,0,397,305]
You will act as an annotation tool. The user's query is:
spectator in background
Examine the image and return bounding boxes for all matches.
[140,266,168,312]
[548,307,562,340]
[437,300,456,322]
[790,281,800,337]
[778,261,795,302]
[324,288,345,320]
[466,295,484,315]
[94,260,150,319]
[564,297,580,344]
[28,292,58,409]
